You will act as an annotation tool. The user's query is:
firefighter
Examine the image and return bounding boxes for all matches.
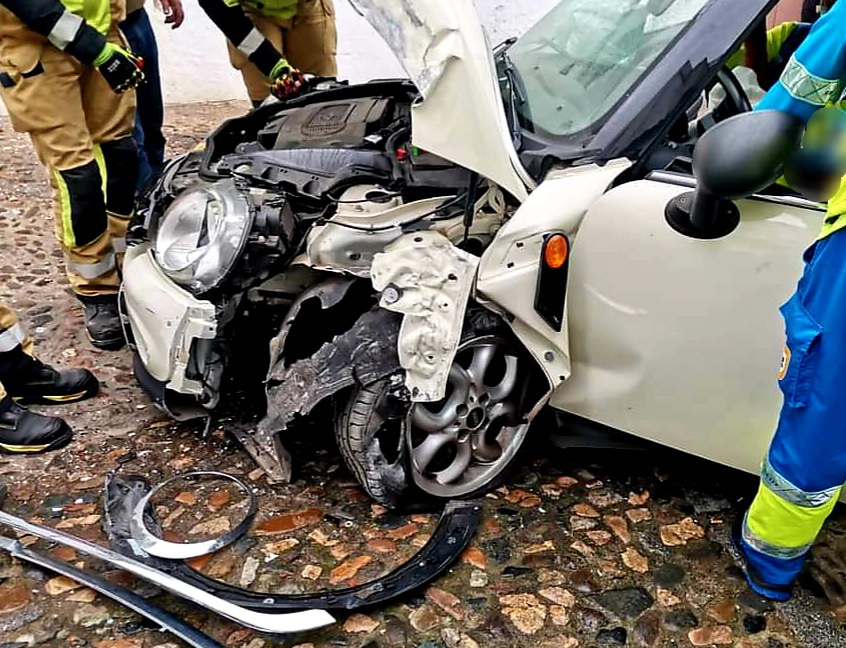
[0,0,145,350]
[198,0,337,108]
[735,0,846,601]
[0,303,98,454]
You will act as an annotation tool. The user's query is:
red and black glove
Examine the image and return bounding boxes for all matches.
[270,59,306,101]
[94,43,145,94]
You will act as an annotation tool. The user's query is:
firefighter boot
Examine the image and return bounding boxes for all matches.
[0,347,99,405]
[82,298,125,350]
[0,396,73,455]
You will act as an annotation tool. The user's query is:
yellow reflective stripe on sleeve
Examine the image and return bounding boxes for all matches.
[781,57,845,106]
[54,169,76,248]
[746,482,839,552]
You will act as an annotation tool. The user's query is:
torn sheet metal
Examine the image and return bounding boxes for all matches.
[348,0,532,201]
[305,195,450,277]
[103,479,484,612]
[371,231,479,402]
[0,509,335,634]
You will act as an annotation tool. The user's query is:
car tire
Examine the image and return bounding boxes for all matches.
[336,310,541,509]
[335,377,410,509]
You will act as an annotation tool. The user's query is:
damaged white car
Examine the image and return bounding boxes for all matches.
[123,0,823,507]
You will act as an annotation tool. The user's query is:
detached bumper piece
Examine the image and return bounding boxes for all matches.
[103,474,483,612]
[0,508,335,634]
[0,534,225,648]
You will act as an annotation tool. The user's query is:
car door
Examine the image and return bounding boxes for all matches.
[549,173,823,476]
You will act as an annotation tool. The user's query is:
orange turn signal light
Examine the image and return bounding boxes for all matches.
[543,234,569,269]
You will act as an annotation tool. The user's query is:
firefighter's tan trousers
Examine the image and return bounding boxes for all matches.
[0,303,34,401]
[0,30,137,298]
[227,0,338,103]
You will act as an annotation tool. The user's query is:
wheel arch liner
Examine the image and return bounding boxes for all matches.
[102,473,483,612]
[252,278,404,482]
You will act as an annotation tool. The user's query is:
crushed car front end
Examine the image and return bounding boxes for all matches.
[122,79,496,414]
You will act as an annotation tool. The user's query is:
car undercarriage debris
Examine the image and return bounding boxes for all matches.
[0,508,335,633]
[251,279,403,483]
[103,474,482,611]
[0,534,226,648]
[130,472,258,560]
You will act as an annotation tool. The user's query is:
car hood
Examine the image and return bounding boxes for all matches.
[349,0,533,202]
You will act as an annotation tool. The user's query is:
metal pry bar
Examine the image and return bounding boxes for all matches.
[0,509,335,634]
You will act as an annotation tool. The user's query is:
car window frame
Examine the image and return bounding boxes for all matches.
[515,0,781,180]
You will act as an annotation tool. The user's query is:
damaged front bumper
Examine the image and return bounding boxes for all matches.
[122,244,217,403]
[103,473,483,612]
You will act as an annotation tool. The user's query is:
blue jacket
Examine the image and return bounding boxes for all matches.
[758,0,846,123]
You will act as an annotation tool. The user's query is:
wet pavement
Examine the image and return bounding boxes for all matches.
[2,104,846,648]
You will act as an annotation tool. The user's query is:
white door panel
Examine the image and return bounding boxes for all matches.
[551,179,823,476]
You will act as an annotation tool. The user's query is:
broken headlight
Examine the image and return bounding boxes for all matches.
[152,180,255,294]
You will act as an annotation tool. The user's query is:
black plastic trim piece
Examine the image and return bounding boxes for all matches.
[534,233,570,333]
[104,479,483,612]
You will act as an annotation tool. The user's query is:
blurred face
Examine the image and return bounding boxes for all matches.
[784,108,846,202]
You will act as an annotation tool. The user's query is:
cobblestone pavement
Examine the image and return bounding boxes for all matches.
[1,103,846,648]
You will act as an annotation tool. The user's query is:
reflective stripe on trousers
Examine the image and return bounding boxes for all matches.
[742,230,846,587]
[0,303,34,402]
[0,323,27,353]
[66,250,116,280]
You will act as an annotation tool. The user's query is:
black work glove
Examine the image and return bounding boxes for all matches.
[94,43,145,93]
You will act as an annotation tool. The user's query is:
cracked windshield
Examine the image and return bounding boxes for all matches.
[509,0,711,135]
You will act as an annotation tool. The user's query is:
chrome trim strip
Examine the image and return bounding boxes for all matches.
[0,510,335,634]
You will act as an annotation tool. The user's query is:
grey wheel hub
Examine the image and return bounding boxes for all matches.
[408,336,529,498]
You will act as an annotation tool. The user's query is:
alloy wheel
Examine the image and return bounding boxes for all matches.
[408,336,529,498]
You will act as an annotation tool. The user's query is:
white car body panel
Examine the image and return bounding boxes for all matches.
[551,179,824,475]
[477,161,632,390]
[122,244,217,395]
[348,0,532,202]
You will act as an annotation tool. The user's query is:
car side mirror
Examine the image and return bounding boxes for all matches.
[666,111,803,239]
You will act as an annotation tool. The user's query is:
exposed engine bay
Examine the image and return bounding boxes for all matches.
[128,80,511,405]
[125,80,521,505]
